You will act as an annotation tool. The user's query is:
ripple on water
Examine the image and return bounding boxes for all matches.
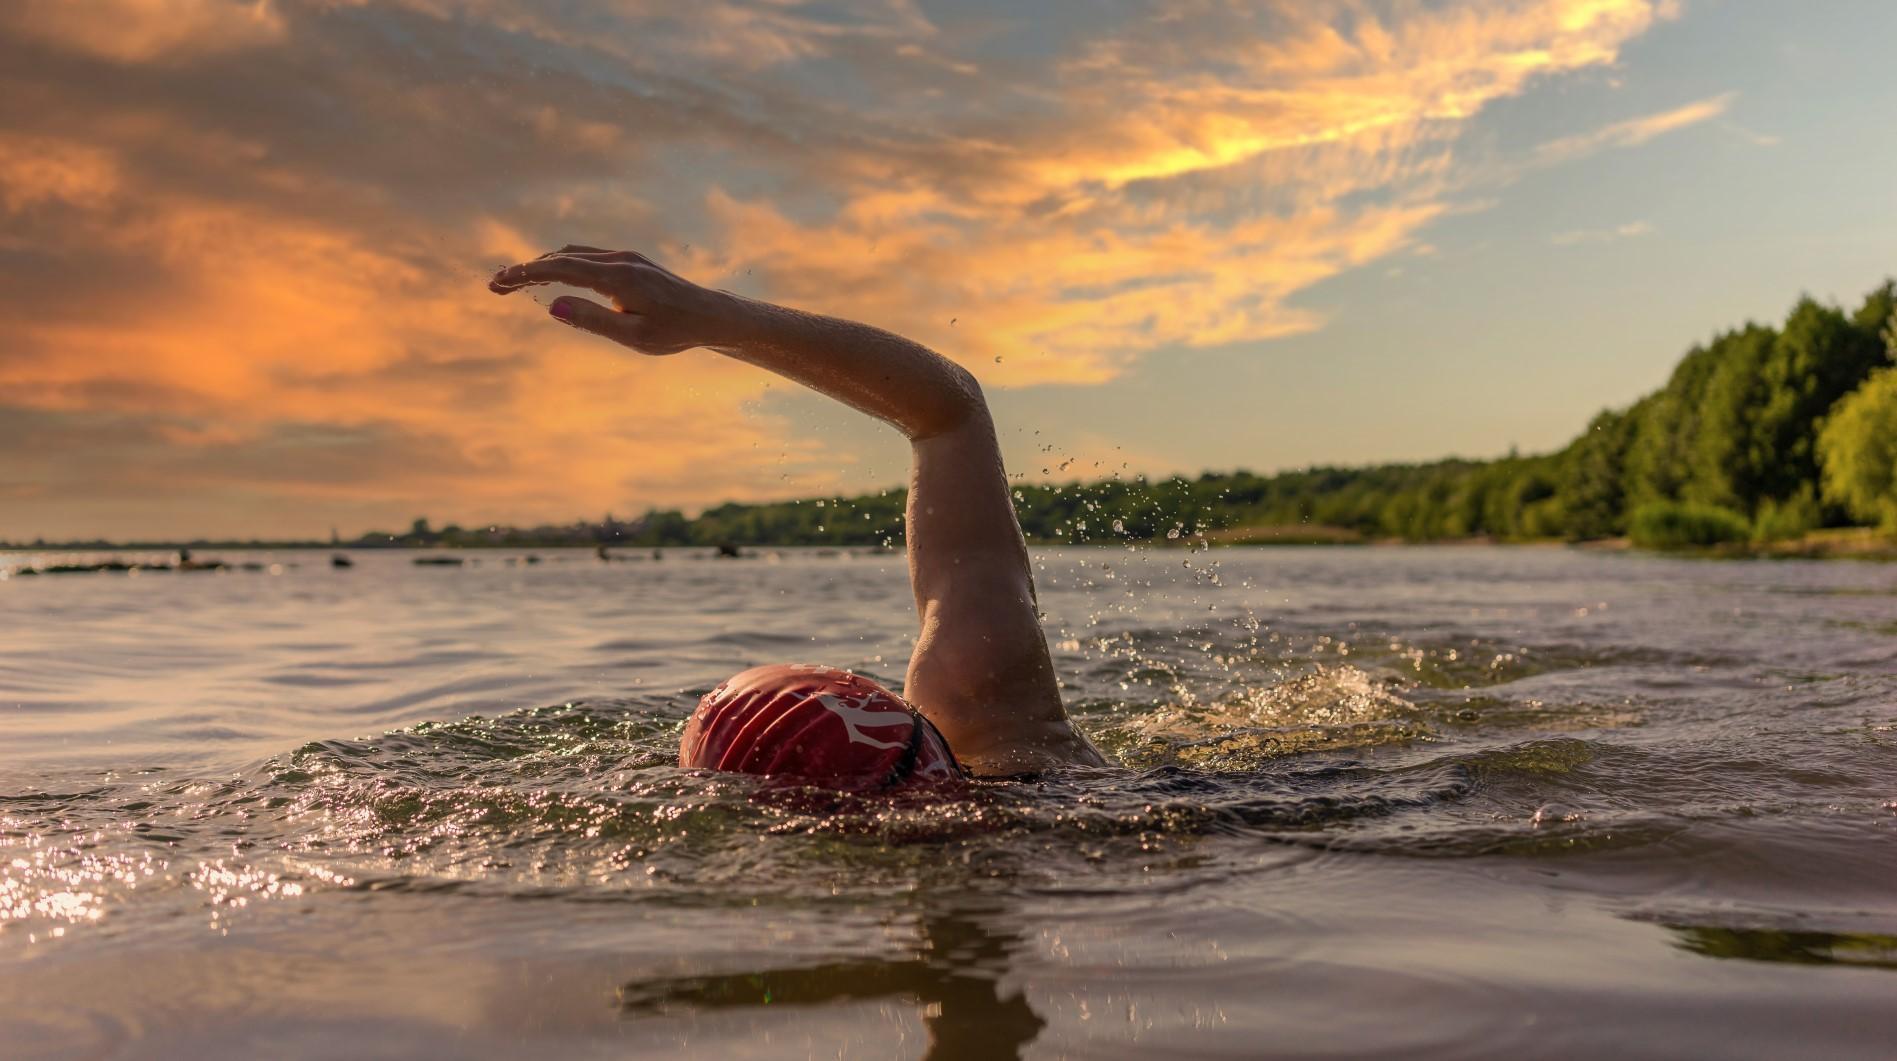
[0,688,1493,945]
[4,637,1889,959]
[6,547,1897,1061]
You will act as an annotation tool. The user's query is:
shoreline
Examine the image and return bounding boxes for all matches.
[5,528,1892,562]
[1207,524,1897,560]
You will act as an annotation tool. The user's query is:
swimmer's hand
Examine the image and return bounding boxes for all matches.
[488,246,732,357]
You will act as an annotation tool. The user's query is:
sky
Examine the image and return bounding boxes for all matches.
[2,0,1893,541]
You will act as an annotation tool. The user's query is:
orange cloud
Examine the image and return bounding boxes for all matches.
[667,0,1680,385]
[0,0,1697,537]
[0,0,285,64]
[0,135,830,533]
[0,136,119,216]
[686,190,1443,385]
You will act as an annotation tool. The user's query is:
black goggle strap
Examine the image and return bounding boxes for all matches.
[885,710,967,787]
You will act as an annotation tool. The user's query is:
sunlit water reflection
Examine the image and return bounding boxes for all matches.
[2,546,1894,1057]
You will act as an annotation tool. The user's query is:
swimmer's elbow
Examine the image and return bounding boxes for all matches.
[911,362,988,440]
[945,364,990,430]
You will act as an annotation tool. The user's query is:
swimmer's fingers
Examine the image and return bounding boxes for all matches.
[497,248,722,356]
[541,245,658,265]
[489,258,652,309]
[547,294,689,356]
[488,255,626,297]
[546,295,633,342]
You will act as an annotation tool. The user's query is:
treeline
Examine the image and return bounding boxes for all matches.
[619,280,1897,548]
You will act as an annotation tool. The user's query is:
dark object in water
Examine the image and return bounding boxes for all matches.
[39,561,137,575]
[20,557,228,575]
[174,549,227,572]
[716,542,743,559]
[413,556,465,567]
[332,554,354,568]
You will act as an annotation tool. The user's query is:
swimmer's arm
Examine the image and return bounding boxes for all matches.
[724,316,1106,775]
[900,415,1108,775]
[489,247,1104,776]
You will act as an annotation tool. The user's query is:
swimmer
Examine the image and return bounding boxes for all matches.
[490,247,1106,784]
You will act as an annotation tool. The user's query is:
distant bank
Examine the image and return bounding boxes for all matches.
[8,281,1893,558]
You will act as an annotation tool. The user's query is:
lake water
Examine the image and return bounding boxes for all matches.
[1,545,1894,1059]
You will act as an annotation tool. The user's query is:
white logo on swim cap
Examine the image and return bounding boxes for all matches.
[811,691,910,750]
[912,756,954,779]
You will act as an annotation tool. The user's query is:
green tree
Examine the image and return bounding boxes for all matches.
[635,509,693,545]
[1623,340,1727,508]
[1629,501,1751,549]
[1683,324,1776,511]
[1850,279,1895,338]
[1746,297,1886,507]
[1560,407,1634,538]
[1818,367,1897,530]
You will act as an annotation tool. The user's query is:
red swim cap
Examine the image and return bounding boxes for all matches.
[680,664,962,790]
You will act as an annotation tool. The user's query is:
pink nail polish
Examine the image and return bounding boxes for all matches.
[550,300,572,321]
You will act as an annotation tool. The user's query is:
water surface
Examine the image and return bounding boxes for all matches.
[2,546,1894,1058]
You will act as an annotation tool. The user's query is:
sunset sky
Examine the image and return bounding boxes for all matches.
[3,0,1893,541]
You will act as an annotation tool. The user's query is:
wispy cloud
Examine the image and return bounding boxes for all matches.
[0,0,1685,536]
[1532,91,1736,166]
[1719,120,1782,148]
[1551,220,1655,245]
